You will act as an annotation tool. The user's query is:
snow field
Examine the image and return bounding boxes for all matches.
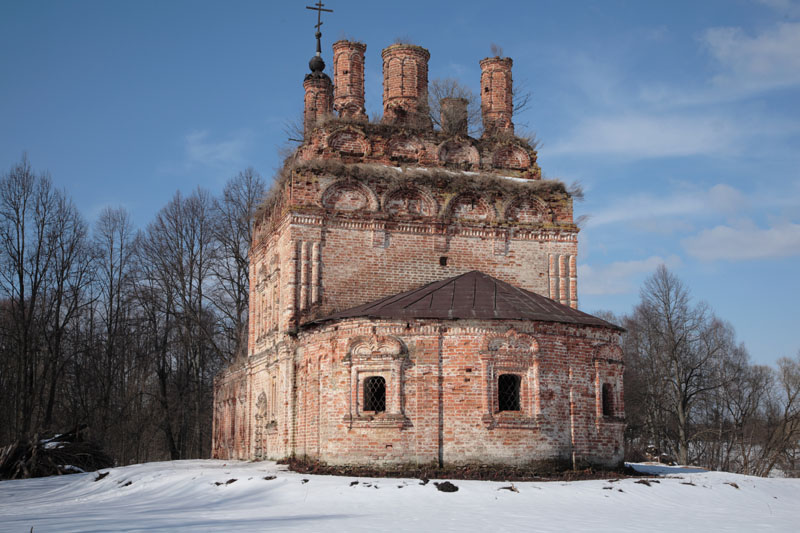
[0,460,798,532]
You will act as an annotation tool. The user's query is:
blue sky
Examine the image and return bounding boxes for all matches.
[1,0,798,366]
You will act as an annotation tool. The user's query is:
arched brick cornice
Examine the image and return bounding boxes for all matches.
[320,179,379,212]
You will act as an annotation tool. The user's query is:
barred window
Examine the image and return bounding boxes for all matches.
[602,383,613,417]
[498,374,521,412]
[363,376,386,412]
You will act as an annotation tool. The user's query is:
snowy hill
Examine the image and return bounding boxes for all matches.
[0,460,798,532]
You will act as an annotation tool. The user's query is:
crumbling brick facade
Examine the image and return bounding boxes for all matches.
[212,39,624,468]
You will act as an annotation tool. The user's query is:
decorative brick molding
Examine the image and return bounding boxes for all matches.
[479,329,539,429]
[344,335,410,428]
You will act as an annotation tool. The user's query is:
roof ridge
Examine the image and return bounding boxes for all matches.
[302,270,623,331]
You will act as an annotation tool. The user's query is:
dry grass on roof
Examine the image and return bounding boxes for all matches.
[254,158,568,221]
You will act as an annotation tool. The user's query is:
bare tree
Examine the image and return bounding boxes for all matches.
[428,78,481,136]
[211,169,265,364]
[624,265,737,465]
[0,156,59,437]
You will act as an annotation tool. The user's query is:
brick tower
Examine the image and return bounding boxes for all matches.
[213,32,624,468]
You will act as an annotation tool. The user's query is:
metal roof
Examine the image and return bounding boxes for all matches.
[304,270,622,330]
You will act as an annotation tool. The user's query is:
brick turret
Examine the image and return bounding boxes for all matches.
[303,72,333,136]
[381,44,431,127]
[480,57,514,136]
[333,40,367,120]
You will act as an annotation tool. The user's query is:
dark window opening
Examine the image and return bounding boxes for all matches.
[439,256,448,266]
[498,374,521,412]
[602,383,613,417]
[364,376,386,412]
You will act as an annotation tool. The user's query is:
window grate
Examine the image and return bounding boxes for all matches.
[498,374,521,411]
[363,376,386,412]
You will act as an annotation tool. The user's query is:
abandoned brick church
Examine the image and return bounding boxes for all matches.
[212,31,625,467]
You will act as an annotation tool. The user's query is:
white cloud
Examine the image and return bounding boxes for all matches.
[579,255,682,295]
[184,130,249,168]
[547,114,740,158]
[703,22,800,95]
[587,184,748,228]
[158,129,252,176]
[683,220,800,260]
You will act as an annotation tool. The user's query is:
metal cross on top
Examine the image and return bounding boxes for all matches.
[306,1,333,56]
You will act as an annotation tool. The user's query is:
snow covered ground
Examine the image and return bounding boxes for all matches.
[0,460,797,532]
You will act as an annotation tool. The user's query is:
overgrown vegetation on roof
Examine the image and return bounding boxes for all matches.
[254,158,569,221]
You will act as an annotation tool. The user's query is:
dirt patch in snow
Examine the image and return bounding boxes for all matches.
[280,457,643,482]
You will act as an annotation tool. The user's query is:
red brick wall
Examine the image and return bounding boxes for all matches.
[214,318,624,467]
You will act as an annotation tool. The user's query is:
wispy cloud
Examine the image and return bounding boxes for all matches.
[548,114,740,158]
[703,22,800,94]
[642,21,800,107]
[587,184,748,228]
[683,220,800,261]
[159,129,252,176]
[183,130,249,168]
[579,255,682,295]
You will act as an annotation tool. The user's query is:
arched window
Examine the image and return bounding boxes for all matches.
[363,376,386,412]
[498,374,521,412]
[602,383,614,417]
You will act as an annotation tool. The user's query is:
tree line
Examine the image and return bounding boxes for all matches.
[618,265,800,477]
[0,156,265,463]
[2,156,798,475]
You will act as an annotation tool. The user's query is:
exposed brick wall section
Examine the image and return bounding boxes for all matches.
[299,121,541,178]
[381,44,431,127]
[214,318,624,467]
[480,57,514,136]
[333,40,367,120]
[304,75,333,136]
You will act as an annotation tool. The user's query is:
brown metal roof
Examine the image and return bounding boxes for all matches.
[304,270,622,330]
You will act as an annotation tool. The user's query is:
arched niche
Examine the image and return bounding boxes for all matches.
[492,145,531,170]
[503,195,551,224]
[383,184,437,217]
[388,135,424,162]
[445,191,496,222]
[320,180,378,212]
[437,140,479,167]
[327,128,370,156]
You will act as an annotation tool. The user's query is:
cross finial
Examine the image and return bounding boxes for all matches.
[306,1,333,57]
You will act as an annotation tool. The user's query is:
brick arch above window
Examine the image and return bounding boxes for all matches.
[347,335,407,359]
[483,329,539,356]
[593,343,623,363]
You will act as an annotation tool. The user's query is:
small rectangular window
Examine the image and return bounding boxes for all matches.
[498,374,521,411]
[364,376,386,412]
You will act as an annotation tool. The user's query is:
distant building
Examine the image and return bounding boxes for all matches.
[212,36,624,467]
